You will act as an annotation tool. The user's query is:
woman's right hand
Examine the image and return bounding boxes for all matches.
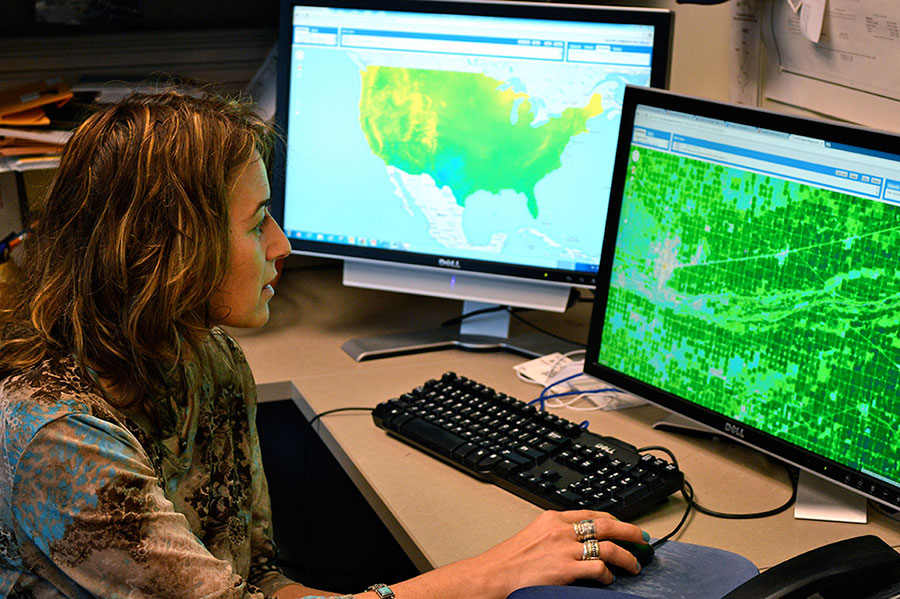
[470,510,648,593]
[380,510,649,599]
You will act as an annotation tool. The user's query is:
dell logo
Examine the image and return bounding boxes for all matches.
[438,258,461,269]
[724,422,745,439]
[593,443,616,456]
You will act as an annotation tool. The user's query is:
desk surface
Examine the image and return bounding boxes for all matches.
[228,261,900,573]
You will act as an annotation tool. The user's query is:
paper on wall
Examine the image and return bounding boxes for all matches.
[799,0,826,42]
[731,0,763,105]
[763,0,900,131]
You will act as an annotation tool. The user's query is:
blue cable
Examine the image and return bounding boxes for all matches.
[528,371,620,411]
[527,374,579,410]
[539,387,620,401]
[534,372,581,404]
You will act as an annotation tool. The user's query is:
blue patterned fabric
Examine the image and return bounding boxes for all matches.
[0,329,295,598]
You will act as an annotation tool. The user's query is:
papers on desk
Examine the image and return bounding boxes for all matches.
[763,0,900,130]
[514,353,645,412]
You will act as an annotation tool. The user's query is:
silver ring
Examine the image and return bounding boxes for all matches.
[573,519,597,543]
[581,538,601,560]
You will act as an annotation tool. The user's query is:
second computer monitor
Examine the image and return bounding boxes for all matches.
[585,85,900,518]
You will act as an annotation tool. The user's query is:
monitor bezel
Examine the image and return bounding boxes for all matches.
[270,0,674,291]
[584,84,900,512]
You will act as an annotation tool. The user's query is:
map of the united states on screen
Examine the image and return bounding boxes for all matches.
[358,66,604,219]
[284,46,640,266]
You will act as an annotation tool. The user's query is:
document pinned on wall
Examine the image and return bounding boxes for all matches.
[783,0,827,42]
[799,0,826,43]
[762,0,900,131]
[731,0,763,106]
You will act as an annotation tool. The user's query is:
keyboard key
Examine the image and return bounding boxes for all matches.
[475,452,502,472]
[553,488,582,507]
[540,469,561,482]
[495,459,519,475]
[464,448,491,469]
[452,442,478,462]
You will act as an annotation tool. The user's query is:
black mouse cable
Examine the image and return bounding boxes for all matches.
[306,406,375,430]
[507,308,586,348]
[635,445,692,549]
[300,406,376,491]
[688,464,799,520]
[441,304,507,327]
[639,444,799,524]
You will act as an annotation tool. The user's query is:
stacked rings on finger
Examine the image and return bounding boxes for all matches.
[573,519,597,543]
[581,539,601,561]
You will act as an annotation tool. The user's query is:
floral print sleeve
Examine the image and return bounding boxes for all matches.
[8,412,265,598]
[0,329,296,598]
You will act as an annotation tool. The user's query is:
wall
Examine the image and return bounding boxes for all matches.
[0,2,732,100]
[0,28,276,95]
[583,0,734,102]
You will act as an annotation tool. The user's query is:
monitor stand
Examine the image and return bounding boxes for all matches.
[341,260,584,361]
[342,300,584,361]
[793,470,867,524]
[652,412,720,438]
[654,413,868,523]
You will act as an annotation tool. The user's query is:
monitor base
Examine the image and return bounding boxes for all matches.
[342,301,583,361]
[652,413,721,438]
[794,470,867,524]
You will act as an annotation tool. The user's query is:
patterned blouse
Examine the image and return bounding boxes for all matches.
[0,329,298,598]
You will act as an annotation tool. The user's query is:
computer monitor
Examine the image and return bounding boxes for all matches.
[584,85,900,522]
[271,0,673,360]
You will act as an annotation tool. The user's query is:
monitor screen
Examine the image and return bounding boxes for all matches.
[271,0,672,315]
[584,85,900,514]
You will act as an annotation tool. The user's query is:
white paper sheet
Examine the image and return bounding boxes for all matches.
[799,0,826,43]
[763,0,900,130]
[731,0,763,105]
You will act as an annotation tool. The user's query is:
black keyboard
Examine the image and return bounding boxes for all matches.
[372,372,684,521]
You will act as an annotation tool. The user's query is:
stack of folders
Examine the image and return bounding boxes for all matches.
[0,77,197,173]
[0,79,77,172]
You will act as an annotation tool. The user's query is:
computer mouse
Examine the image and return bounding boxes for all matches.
[572,539,655,587]
[612,539,655,567]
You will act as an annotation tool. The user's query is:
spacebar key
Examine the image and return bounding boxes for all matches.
[398,417,465,458]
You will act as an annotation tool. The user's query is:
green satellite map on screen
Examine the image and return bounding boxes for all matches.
[597,145,900,481]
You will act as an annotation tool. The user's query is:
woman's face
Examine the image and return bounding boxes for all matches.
[211,154,291,328]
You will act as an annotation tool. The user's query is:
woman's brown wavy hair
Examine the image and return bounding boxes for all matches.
[0,90,274,408]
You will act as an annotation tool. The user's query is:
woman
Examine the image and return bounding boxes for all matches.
[0,91,648,598]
